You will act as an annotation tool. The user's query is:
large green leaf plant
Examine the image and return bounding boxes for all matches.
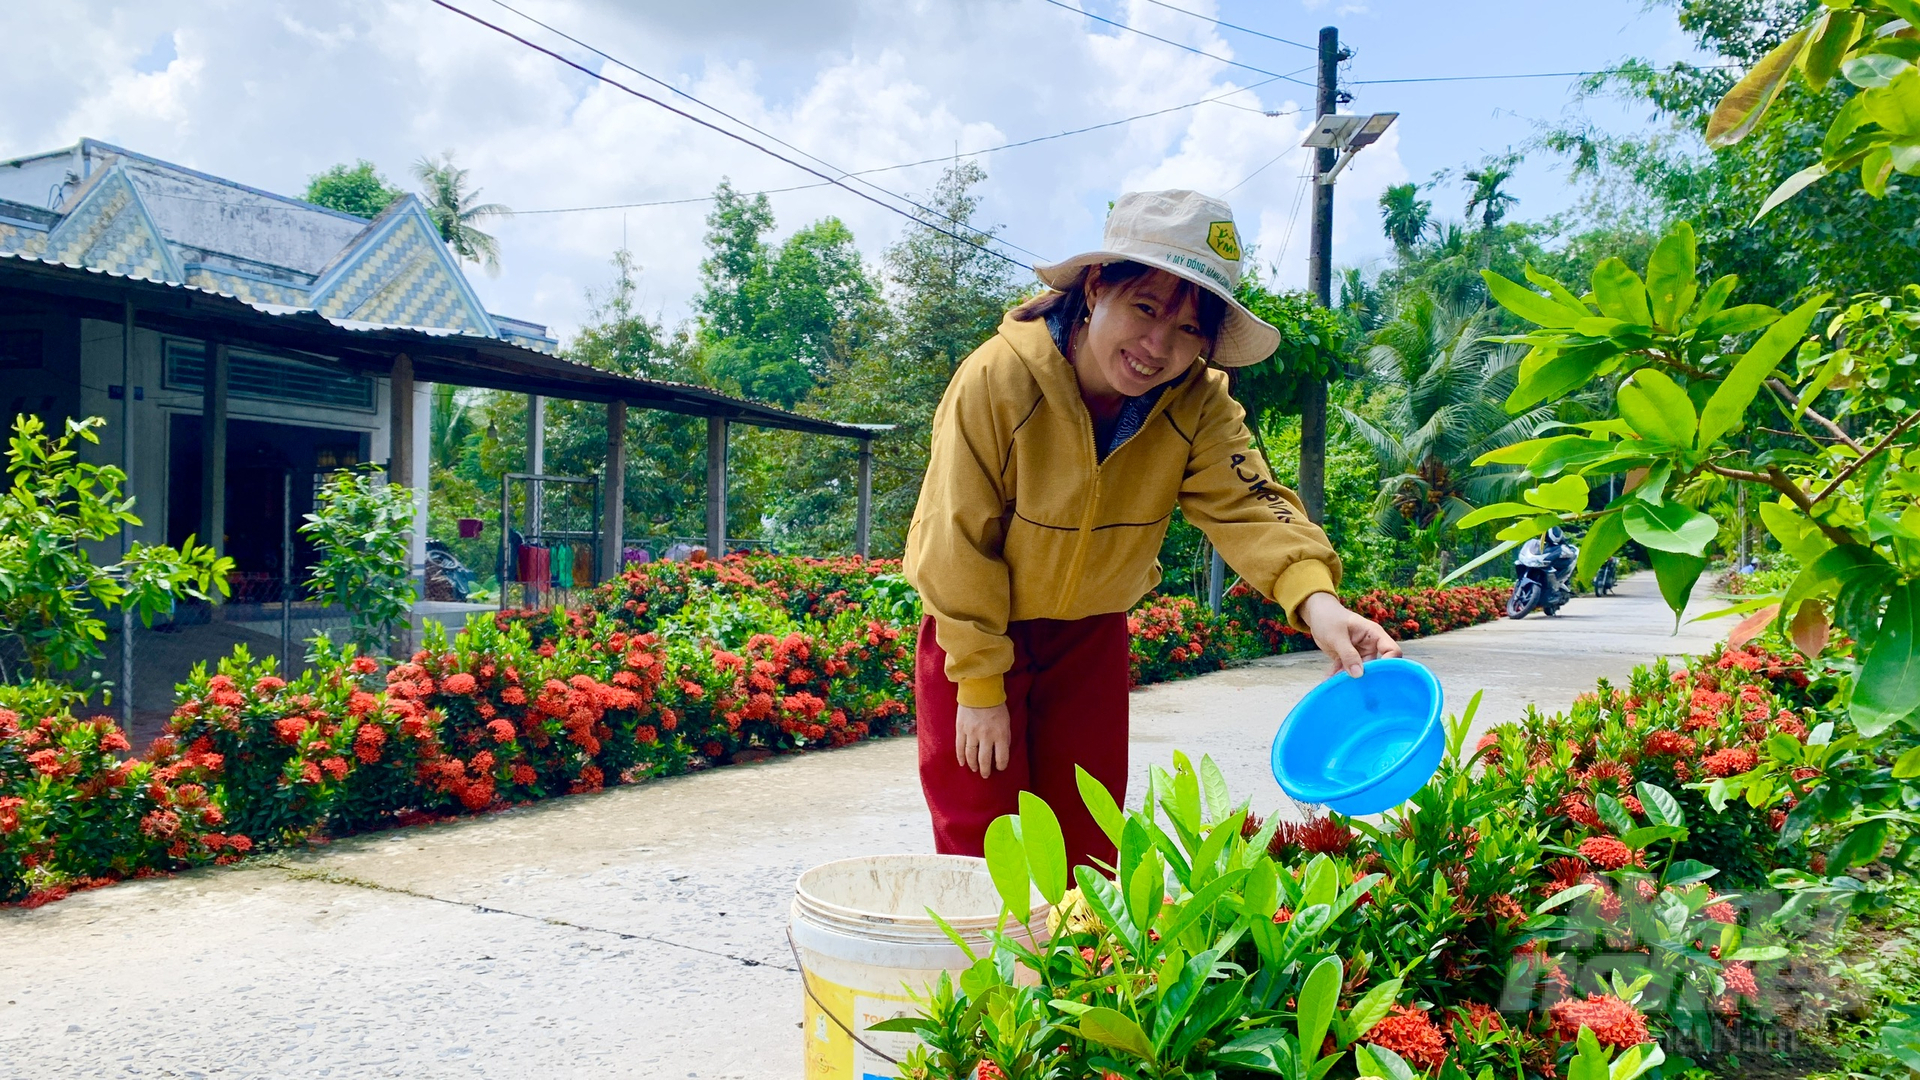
[0,414,229,689]
[881,754,1665,1080]
[1460,220,1920,892]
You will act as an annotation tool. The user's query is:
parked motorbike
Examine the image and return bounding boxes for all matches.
[1592,555,1619,597]
[425,540,475,602]
[1509,528,1578,618]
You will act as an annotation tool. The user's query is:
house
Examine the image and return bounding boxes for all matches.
[0,139,880,597]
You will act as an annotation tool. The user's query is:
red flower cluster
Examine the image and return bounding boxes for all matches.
[1366,1004,1450,1071]
[1549,994,1650,1049]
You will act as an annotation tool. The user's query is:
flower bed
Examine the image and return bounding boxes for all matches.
[0,554,1523,905]
[893,641,1877,1079]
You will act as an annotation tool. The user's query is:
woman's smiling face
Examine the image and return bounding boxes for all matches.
[1077,267,1210,400]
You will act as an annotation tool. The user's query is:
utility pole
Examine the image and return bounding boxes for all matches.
[1300,25,1346,524]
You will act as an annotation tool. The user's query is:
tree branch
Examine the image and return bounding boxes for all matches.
[1768,377,1863,454]
[1704,461,1857,547]
[1813,408,1920,504]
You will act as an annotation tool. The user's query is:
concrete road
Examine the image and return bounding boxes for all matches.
[0,575,1734,1079]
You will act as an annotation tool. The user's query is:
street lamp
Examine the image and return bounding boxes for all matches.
[1301,111,1397,185]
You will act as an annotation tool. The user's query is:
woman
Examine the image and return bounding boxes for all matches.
[904,189,1400,869]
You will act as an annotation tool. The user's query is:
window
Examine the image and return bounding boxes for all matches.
[164,340,375,411]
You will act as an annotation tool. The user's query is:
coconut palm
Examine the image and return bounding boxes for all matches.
[1339,292,1551,542]
[1378,182,1432,256]
[413,152,509,274]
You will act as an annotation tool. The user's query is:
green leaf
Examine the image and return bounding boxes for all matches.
[983,815,1031,917]
[1595,792,1636,836]
[1848,51,1917,90]
[1529,437,1624,477]
[1525,265,1591,312]
[1537,882,1597,914]
[1689,274,1738,328]
[1356,1043,1419,1080]
[1829,817,1893,872]
[1637,782,1686,829]
[1700,293,1829,448]
[1623,500,1718,556]
[1894,745,1920,779]
[1756,163,1831,223]
[1759,500,1832,563]
[1458,502,1540,529]
[1591,258,1653,325]
[1622,824,1688,847]
[1078,1006,1157,1060]
[1482,269,1587,328]
[1803,9,1863,90]
[1506,343,1619,412]
[1708,28,1810,146]
[1726,945,1790,962]
[1645,221,1698,332]
[1852,579,1920,737]
[1496,514,1568,543]
[1524,475,1590,513]
[1340,977,1405,1044]
[1649,549,1711,624]
[1617,367,1696,448]
[1077,764,1125,848]
[1695,304,1783,341]
[1576,512,1630,587]
[1017,791,1068,907]
[1662,858,1718,887]
[1298,956,1342,1064]
[1475,435,1574,466]
[1198,754,1232,826]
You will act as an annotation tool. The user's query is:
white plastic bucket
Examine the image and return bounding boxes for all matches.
[790,854,1048,1080]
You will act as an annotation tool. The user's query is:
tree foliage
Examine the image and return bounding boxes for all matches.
[0,415,229,685]
[303,160,404,219]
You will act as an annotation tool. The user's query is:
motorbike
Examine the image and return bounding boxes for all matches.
[425,540,475,602]
[1592,555,1619,597]
[1509,532,1578,618]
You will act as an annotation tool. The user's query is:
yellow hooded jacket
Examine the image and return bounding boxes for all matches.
[904,312,1341,709]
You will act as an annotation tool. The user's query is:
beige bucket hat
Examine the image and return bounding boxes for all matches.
[1033,189,1281,368]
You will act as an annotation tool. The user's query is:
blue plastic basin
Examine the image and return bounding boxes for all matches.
[1270,657,1445,816]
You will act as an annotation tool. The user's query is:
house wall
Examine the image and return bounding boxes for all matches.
[73,315,398,562]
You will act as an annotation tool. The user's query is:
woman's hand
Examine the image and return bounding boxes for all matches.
[956,703,1013,779]
[1299,591,1401,678]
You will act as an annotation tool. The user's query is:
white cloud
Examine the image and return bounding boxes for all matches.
[0,0,1406,340]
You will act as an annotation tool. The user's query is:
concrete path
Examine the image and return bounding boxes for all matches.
[0,575,1735,1079]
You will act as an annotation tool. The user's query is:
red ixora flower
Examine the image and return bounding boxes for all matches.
[1549,994,1650,1049]
[1702,747,1758,777]
[1578,835,1636,870]
[442,672,478,696]
[1643,730,1696,757]
[1365,1004,1449,1072]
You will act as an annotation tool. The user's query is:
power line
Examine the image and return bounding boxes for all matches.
[1035,0,1315,88]
[480,0,1052,263]
[1349,63,1738,85]
[506,88,1305,216]
[427,0,1032,268]
[1136,0,1317,52]
[1222,147,1292,196]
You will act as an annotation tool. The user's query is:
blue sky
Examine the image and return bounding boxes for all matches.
[0,0,1709,338]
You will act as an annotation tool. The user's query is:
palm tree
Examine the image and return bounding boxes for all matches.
[1462,165,1518,241]
[412,152,509,274]
[1338,292,1551,548]
[1378,182,1432,256]
[430,383,475,467]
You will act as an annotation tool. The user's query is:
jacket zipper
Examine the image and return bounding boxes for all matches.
[1058,371,1186,610]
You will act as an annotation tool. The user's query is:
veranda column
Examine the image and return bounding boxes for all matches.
[388,354,414,654]
[527,393,545,535]
[601,400,626,582]
[705,416,728,556]
[855,437,873,558]
[198,339,229,560]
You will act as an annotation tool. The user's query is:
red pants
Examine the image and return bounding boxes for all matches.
[915,613,1130,870]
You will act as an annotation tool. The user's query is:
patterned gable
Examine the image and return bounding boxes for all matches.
[306,197,495,336]
[0,221,48,258]
[41,166,183,283]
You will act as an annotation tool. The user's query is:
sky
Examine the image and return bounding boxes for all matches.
[0,0,1706,342]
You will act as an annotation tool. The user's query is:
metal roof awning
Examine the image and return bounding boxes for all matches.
[0,252,876,440]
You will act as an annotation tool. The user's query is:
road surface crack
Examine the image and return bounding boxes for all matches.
[260,861,795,972]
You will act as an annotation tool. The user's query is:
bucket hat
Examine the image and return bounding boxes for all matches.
[1033,189,1281,368]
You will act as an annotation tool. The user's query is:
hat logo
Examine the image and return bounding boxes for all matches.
[1206,221,1241,262]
